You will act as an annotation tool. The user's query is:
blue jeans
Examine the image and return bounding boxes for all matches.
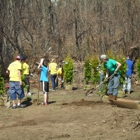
[123,76,131,92]
[9,81,25,100]
[107,74,120,96]
[50,74,57,90]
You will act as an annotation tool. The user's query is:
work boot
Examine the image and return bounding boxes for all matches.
[108,94,113,100]
[112,95,117,100]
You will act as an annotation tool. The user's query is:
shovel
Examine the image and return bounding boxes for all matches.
[85,73,115,97]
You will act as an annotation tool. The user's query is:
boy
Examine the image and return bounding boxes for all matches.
[6,56,26,109]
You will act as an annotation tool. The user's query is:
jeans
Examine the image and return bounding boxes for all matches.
[50,74,57,90]
[98,73,104,92]
[107,74,120,96]
[123,76,131,92]
[9,81,24,100]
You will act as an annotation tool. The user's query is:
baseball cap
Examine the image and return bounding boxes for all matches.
[15,55,22,60]
[100,54,107,60]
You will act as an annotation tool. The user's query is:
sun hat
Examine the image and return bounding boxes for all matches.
[100,54,107,60]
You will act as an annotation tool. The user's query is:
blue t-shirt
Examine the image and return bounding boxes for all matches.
[126,59,133,76]
[40,66,49,82]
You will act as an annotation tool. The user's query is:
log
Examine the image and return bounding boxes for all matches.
[110,98,140,109]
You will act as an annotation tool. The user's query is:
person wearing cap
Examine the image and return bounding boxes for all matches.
[123,55,133,94]
[6,56,26,109]
[100,54,121,100]
[49,58,57,91]
[22,57,31,96]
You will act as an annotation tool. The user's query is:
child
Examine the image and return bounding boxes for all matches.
[38,60,49,105]
[56,63,64,89]
[22,57,31,95]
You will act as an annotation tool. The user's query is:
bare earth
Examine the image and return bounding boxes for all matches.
[0,85,140,140]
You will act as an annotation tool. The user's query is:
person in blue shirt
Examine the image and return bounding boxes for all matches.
[38,60,49,105]
[123,55,133,94]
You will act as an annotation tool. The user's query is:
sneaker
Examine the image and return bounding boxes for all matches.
[41,102,45,105]
[17,104,26,108]
[127,91,131,94]
[50,89,55,91]
[12,105,17,109]
[41,102,48,106]
[27,92,32,96]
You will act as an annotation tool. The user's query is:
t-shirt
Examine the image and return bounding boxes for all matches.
[104,59,120,75]
[22,62,29,75]
[40,66,49,82]
[8,60,21,81]
[126,59,133,76]
[49,62,57,75]
[57,68,63,77]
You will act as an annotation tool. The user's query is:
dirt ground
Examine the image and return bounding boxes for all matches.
[0,84,140,140]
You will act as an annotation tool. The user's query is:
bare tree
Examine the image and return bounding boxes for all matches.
[1,0,140,74]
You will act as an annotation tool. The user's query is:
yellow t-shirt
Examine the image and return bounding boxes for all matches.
[49,62,57,75]
[8,60,21,81]
[22,62,29,75]
[57,68,63,77]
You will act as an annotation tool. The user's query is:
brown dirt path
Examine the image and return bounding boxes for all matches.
[0,85,140,140]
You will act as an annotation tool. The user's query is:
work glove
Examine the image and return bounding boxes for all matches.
[104,76,109,82]
[30,73,34,77]
[114,70,117,75]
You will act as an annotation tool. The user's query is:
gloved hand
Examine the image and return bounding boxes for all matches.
[114,70,117,75]
[30,73,34,77]
[104,77,108,82]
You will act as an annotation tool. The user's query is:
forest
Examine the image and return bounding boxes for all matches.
[1,0,140,76]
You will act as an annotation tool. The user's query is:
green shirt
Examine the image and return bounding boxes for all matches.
[104,59,120,75]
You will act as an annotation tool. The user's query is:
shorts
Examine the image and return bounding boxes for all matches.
[9,81,24,100]
[41,81,49,93]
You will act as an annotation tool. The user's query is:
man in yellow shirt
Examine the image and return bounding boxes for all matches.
[22,58,31,95]
[49,58,57,91]
[6,56,26,109]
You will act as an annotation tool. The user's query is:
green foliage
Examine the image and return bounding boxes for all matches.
[21,66,28,89]
[84,57,92,84]
[91,55,100,84]
[116,57,127,84]
[136,58,140,79]
[63,55,73,84]
[0,66,5,95]
[84,55,104,85]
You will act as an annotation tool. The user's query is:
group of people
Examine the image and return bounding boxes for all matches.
[6,56,64,109]
[6,53,133,109]
[99,54,133,100]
